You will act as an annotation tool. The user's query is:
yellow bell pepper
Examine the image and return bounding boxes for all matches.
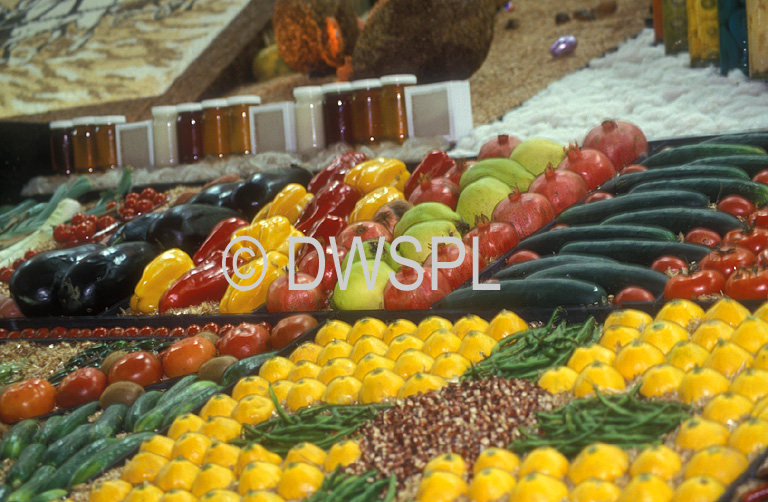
[130,248,194,314]
[252,201,273,222]
[266,184,314,225]
[230,215,305,259]
[343,157,410,194]
[348,186,404,223]
[219,250,289,314]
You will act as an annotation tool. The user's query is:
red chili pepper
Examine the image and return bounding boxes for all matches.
[307,151,368,194]
[192,216,249,265]
[159,250,242,312]
[403,150,456,198]
[297,214,347,261]
[295,180,361,232]
[743,483,768,502]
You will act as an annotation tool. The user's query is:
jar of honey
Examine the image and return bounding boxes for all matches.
[49,120,74,175]
[350,79,383,145]
[94,115,126,170]
[152,106,179,167]
[71,116,97,173]
[202,99,231,158]
[380,74,417,144]
[227,95,261,155]
[293,85,325,154]
[322,82,354,146]
[176,103,204,164]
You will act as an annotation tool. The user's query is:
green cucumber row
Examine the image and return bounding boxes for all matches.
[641,143,766,167]
[556,190,710,225]
[628,177,768,206]
[527,262,669,297]
[601,207,742,236]
[493,254,617,280]
[560,239,711,266]
[599,164,749,194]
[515,224,676,255]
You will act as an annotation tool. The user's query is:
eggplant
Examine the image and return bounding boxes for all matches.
[9,243,104,317]
[107,211,163,246]
[146,204,242,255]
[58,242,159,316]
[186,181,244,207]
[226,166,313,219]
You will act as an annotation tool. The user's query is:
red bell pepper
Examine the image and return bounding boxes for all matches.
[295,180,361,232]
[307,151,368,194]
[192,217,249,265]
[403,149,456,199]
[297,214,347,261]
[159,250,242,313]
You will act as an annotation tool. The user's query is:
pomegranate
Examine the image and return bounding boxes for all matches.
[266,273,328,312]
[557,143,616,190]
[528,164,588,214]
[423,242,475,289]
[463,217,520,266]
[383,266,452,310]
[297,244,349,292]
[335,221,392,249]
[407,175,460,209]
[583,119,649,168]
[492,188,556,238]
[444,159,473,185]
[478,134,522,159]
[373,200,413,235]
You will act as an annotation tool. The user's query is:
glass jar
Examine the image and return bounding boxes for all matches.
[653,0,664,43]
[293,86,325,154]
[687,0,720,67]
[202,99,231,158]
[350,79,383,145]
[227,95,261,155]
[49,120,74,175]
[152,106,179,167]
[94,115,126,170]
[322,82,354,146]
[663,0,690,55]
[747,0,768,79]
[71,116,97,173]
[176,103,204,164]
[380,74,417,144]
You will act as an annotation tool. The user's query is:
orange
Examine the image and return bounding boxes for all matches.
[518,447,569,478]
[671,476,726,502]
[702,392,754,425]
[232,376,270,401]
[452,314,489,338]
[167,413,205,440]
[567,344,616,372]
[258,357,295,383]
[398,372,446,399]
[573,361,626,398]
[201,442,241,470]
[630,445,682,481]
[568,443,629,484]
[416,470,468,502]
[276,462,324,500]
[728,417,768,456]
[324,440,362,471]
[190,463,235,498]
[122,451,169,484]
[603,309,653,331]
[639,364,685,398]
[385,333,424,360]
[413,316,453,341]
[457,331,497,364]
[359,368,404,404]
[599,325,641,352]
[171,433,213,466]
[139,435,175,459]
[510,473,568,502]
[691,319,734,351]
[323,375,363,405]
[287,360,321,382]
[288,342,322,364]
[570,479,621,502]
[314,319,351,346]
[684,446,749,485]
[424,453,467,476]
[613,339,666,381]
[665,340,710,372]
[537,366,578,394]
[353,353,394,380]
[316,339,354,366]
[487,310,529,341]
[655,298,705,329]
[468,467,516,502]
[703,298,750,327]
[199,416,242,443]
[285,378,325,412]
[269,380,294,403]
[89,480,133,502]
[236,444,282,475]
[618,473,673,502]
[381,319,418,344]
[154,459,201,492]
[237,461,282,494]
[678,366,731,405]
[346,317,386,344]
[731,315,768,354]
[430,352,472,379]
[316,357,357,385]
[349,335,389,363]
[473,447,520,475]
[640,320,690,355]
[731,368,768,402]
[284,442,326,467]
[421,329,462,358]
[704,339,754,378]
[674,416,730,450]
[393,349,434,380]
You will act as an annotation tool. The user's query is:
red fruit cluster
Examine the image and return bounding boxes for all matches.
[0,249,39,283]
[0,321,226,340]
[118,187,168,220]
[53,212,117,247]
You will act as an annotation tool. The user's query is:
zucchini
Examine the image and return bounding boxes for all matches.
[688,155,768,177]
[220,351,279,387]
[67,432,155,488]
[556,190,710,225]
[628,177,768,206]
[44,438,117,491]
[125,390,163,433]
[493,254,618,280]
[642,143,766,167]
[42,424,94,468]
[6,443,46,489]
[0,420,39,460]
[599,164,749,193]
[560,239,711,266]
[527,262,668,297]
[701,131,768,151]
[600,207,741,236]
[90,403,129,439]
[133,380,221,432]
[7,465,56,502]
[516,224,676,255]
[435,278,609,310]
[30,416,62,446]
[47,401,100,443]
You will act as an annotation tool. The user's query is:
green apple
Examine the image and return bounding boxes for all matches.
[509,138,566,176]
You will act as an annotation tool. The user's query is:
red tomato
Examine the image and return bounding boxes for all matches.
[684,227,722,248]
[650,255,688,275]
[0,378,56,423]
[217,323,271,359]
[753,169,768,184]
[55,367,107,408]
[619,164,647,175]
[613,286,656,306]
[270,315,319,350]
[699,245,756,278]
[724,226,768,254]
[108,351,163,386]
[717,195,755,219]
[161,336,217,378]
[755,249,768,268]
[664,269,726,300]
[748,208,768,228]
[583,192,614,203]
[725,267,768,300]
[506,250,540,265]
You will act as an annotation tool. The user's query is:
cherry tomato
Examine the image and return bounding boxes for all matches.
[0,267,12,283]
[724,226,768,254]
[684,227,722,248]
[650,255,688,275]
[20,329,35,339]
[584,192,614,203]
[108,351,163,386]
[53,224,73,243]
[154,193,168,206]
[619,164,647,175]
[35,328,49,339]
[0,378,56,423]
[699,245,756,278]
[50,326,67,338]
[97,215,116,231]
[613,286,656,306]
[717,195,755,219]
[106,201,117,210]
[664,269,726,300]
[161,336,217,378]
[108,327,124,337]
[217,322,271,358]
[70,213,85,225]
[55,367,107,408]
[203,322,220,334]
[725,267,768,300]
[753,169,768,184]
[74,221,96,241]
[153,326,170,337]
[169,327,186,337]
[123,327,139,337]
[140,187,157,200]
[270,315,318,350]
[135,199,153,214]
[748,208,768,228]
[138,326,154,337]
[506,250,540,265]
[125,192,140,202]
[92,327,108,338]
[186,324,202,336]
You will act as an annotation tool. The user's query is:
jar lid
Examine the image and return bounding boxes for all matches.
[176,102,203,112]
[350,78,382,91]
[71,116,96,126]
[380,74,417,86]
[201,98,229,109]
[321,82,353,94]
[227,95,261,106]
[93,115,127,125]
[49,120,73,129]
[293,86,324,100]
[151,105,177,116]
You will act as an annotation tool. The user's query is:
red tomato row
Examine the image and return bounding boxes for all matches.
[0,322,227,340]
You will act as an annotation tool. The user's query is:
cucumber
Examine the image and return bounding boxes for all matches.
[47,401,100,443]
[154,374,198,408]
[133,380,221,432]
[599,164,749,193]
[28,490,67,502]
[42,423,94,468]
[688,155,768,177]
[7,465,56,502]
[6,443,46,489]
[0,485,11,502]
[90,403,129,439]
[527,262,669,297]
[67,432,155,488]
[516,224,676,255]
[125,390,163,433]
[556,190,711,225]
[31,417,62,446]
[160,384,224,429]
[560,239,711,266]
[220,351,279,387]
[628,177,768,206]
[701,131,768,151]
[44,438,117,491]
[0,420,39,460]
[493,254,618,280]
[436,278,609,310]
[600,207,741,236]
[642,143,766,167]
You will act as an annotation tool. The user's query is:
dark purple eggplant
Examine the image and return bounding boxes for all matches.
[9,243,104,317]
[107,211,163,246]
[226,167,313,219]
[145,204,242,255]
[57,242,159,316]
[186,181,244,207]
